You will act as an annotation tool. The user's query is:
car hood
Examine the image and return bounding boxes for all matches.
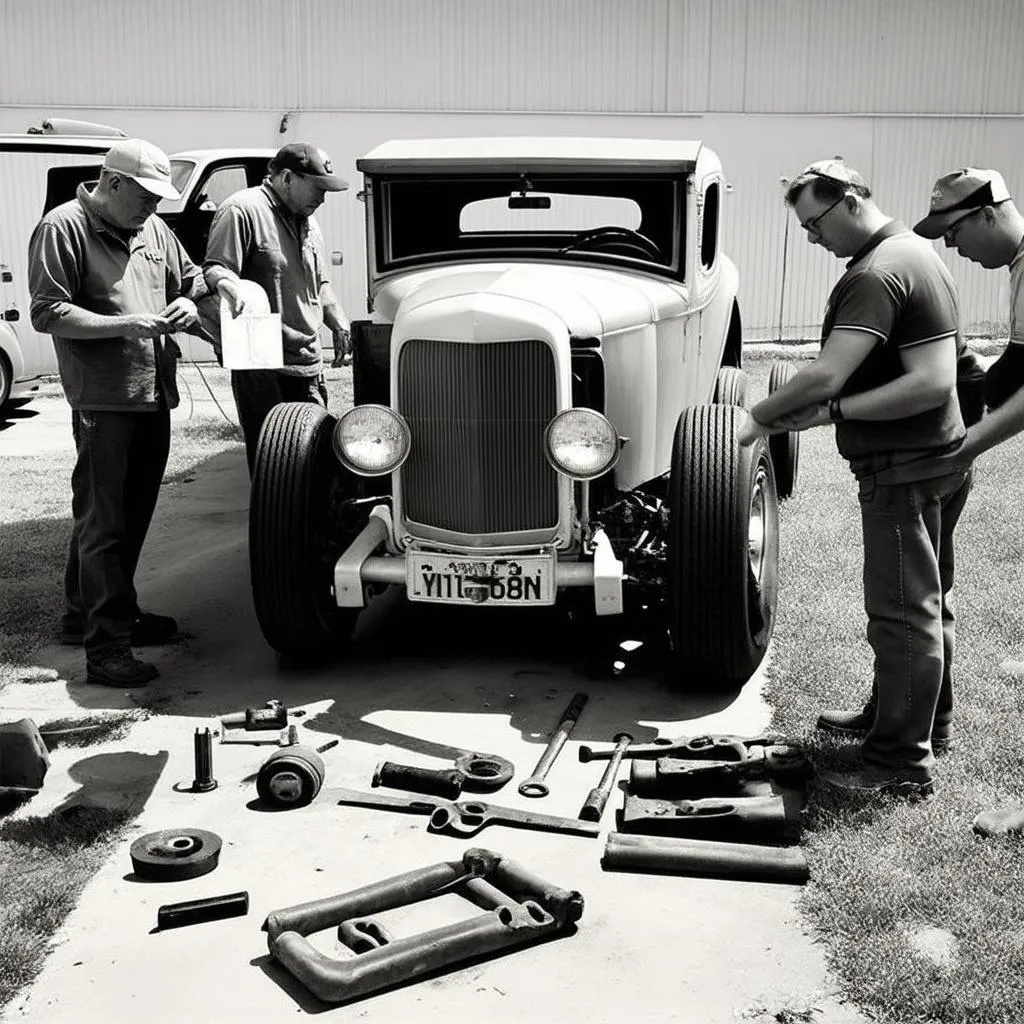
[374,263,688,338]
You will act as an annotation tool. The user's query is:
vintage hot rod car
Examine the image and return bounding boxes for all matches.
[249,138,799,688]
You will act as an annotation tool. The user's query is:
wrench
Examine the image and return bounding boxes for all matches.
[333,788,599,839]
[519,692,589,798]
[578,732,785,763]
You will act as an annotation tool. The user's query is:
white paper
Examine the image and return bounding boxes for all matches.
[219,281,284,370]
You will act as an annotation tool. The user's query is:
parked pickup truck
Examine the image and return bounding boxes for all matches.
[0,124,273,412]
[248,137,800,689]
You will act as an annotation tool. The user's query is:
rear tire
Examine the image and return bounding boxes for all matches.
[767,361,801,499]
[715,366,750,408]
[667,404,779,690]
[249,403,360,659]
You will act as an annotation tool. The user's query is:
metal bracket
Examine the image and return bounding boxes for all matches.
[333,504,393,607]
[590,527,623,616]
[263,848,583,1003]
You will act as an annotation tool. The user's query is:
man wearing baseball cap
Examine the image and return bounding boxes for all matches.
[203,142,353,474]
[28,138,206,687]
[914,167,1024,837]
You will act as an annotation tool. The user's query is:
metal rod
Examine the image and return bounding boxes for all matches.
[518,693,589,798]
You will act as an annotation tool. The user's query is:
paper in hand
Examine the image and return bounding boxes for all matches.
[220,281,284,370]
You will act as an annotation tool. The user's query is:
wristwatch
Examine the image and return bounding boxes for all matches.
[828,396,844,422]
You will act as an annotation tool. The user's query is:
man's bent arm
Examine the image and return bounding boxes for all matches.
[961,384,1024,457]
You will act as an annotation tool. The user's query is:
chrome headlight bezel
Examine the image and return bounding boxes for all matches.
[544,408,621,482]
[331,404,411,477]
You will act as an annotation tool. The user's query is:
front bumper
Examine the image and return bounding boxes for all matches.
[333,504,623,615]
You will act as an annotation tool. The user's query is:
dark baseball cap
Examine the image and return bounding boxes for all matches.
[270,143,348,191]
[913,168,1011,238]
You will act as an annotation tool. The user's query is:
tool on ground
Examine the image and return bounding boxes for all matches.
[175,727,218,794]
[130,828,223,881]
[578,732,632,822]
[453,751,515,793]
[372,760,466,799]
[256,740,338,808]
[579,731,784,763]
[156,890,249,930]
[620,793,797,843]
[628,744,811,798]
[333,787,599,839]
[264,847,583,1003]
[219,723,299,747]
[0,718,50,792]
[337,918,393,953]
[518,692,589,798]
[602,832,810,884]
[220,698,296,731]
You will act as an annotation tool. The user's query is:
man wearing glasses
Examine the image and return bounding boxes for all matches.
[914,168,1024,835]
[739,159,972,800]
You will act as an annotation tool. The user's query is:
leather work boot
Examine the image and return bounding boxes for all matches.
[817,764,934,802]
[61,611,179,647]
[972,804,1024,837]
[816,704,875,737]
[86,647,159,688]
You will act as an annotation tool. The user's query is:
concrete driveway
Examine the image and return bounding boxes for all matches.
[1,390,866,1024]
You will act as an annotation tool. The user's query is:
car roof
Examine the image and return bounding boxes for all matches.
[0,135,116,154]
[357,137,704,174]
[169,148,276,162]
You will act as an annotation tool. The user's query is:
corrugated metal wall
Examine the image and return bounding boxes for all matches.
[1,0,1022,339]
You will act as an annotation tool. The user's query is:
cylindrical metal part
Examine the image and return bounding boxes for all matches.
[191,727,217,793]
[601,832,809,884]
[578,732,632,821]
[157,890,249,930]
[257,745,325,808]
[518,692,589,798]
[371,760,465,799]
[245,701,288,731]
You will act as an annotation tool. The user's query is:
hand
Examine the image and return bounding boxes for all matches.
[121,313,174,339]
[771,403,829,431]
[216,278,248,316]
[737,411,772,447]
[330,327,352,367]
[158,297,198,332]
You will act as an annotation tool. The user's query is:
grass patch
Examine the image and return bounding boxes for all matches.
[36,711,147,751]
[761,359,1024,1024]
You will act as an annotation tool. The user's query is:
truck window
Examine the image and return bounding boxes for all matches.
[197,165,247,209]
[43,164,104,214]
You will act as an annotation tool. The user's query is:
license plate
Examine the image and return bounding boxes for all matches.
[407,553,555,606]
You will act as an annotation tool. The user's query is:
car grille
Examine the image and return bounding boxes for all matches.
[398,339,559,536]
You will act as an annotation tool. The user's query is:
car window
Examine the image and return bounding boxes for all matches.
[701,182,719,269]
[460,193,642,233]
[197,165,248,208]
[43,164,104,214]
[170,159,196,196]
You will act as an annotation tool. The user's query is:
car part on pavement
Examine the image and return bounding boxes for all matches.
[219,723,299,747]
[257,745,327,808]
[0,718,50,791]
[337,918,393,953]
[601,832,810,884]
[578,732,632,822]
[332,787,599,839]
[518,692,589,798]
[264,848,583,1003]
[175,727,217,793]
[620,794,797,843]
[372,760,466,799]
[220,698,294,732]
[579,731,784,763]
[767,360,801,500]
[453,751,515,793]
[130,828,223,882]
[156,891,249,930]
[628,745,811,798]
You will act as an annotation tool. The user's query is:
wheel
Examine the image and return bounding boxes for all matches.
[714,366,749,408]
[249,402,362,659]
[667,404,779,689]
[767,361,801,499]
[0,355,11,414]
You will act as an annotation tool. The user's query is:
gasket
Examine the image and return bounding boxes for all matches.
[130,828,222,882]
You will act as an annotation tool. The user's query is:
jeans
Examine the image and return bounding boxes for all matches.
[231,369,328,475]
[64,408,171,655]
[858,468,973,779]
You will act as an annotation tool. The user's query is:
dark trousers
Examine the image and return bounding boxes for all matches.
[858,468,973,778]
[64,408,171,655]
[231,369,327,475]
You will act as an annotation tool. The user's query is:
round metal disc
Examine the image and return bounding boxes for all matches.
[130,828,222,882]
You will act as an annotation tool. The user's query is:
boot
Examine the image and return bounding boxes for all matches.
[816,703,875,737]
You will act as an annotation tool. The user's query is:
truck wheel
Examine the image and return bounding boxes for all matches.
[250,403,360,659]
[767,361,801,499]
[714,366,749,407]
[0,354,11,414]
[668,404,779,690]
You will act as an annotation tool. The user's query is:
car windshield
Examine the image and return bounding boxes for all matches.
[169,159,196,195]
[375,174,681,276]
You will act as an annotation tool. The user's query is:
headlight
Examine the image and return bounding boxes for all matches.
[332,404,411,477]
[545,408,620,481]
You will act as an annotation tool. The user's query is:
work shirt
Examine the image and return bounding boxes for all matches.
[822,220,965,481]
[28,183,202,411]
[1009,232,1024,346]
[203,182,332,376]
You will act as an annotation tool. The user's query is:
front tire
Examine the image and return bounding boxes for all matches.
[767,361,801,499]
[249,403,360,659]
[667,404,779,689]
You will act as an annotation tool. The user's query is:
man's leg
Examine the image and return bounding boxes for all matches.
[279,371,328,408]
[60,410,85,640]
[231,370,286,475]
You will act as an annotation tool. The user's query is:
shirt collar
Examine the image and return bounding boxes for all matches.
[846,219,908,268]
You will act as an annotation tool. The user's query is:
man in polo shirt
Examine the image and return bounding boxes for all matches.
[203,142,352,474]
[28,138,204,688]
[914,168,1024,836]
[738,159,972,800]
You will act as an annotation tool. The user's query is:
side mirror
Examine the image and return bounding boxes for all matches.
[198,199,217,213]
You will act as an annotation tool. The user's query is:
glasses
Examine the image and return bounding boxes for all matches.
[799,193,848,237]
[942,207,983,245]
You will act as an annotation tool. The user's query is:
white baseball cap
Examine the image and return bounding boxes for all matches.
[103,138,179,200]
